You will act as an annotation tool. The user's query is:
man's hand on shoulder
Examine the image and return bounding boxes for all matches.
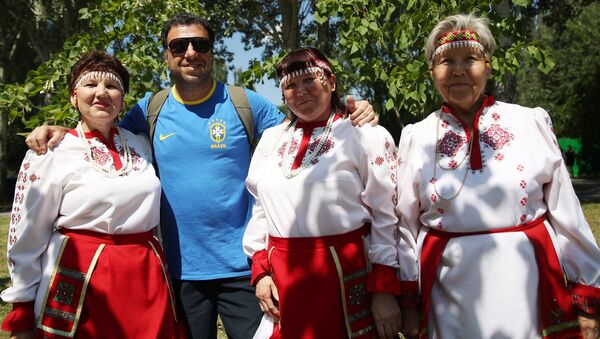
[347,95,379,127]
[25,125,70,155]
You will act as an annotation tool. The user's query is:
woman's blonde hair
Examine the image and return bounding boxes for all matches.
[425,13,496,65]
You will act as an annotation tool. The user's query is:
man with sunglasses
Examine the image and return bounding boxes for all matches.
[25,12,377,339]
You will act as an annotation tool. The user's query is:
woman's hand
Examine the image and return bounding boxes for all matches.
[579,314,600,339]
[25,125,70,155]
[10,331,34,339]
[372,292,402,339]
[255,275,280,321]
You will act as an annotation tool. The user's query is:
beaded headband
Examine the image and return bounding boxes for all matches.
[433,30,484,57]
[279,60,333,88]
[74,71,125,93]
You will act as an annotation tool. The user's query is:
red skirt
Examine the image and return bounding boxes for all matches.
[267,225,375,339]
[36,229,182,338]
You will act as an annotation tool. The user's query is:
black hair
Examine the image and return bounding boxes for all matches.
[161,12,215,49]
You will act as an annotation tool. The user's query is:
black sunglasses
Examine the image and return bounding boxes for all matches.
[167,37,212,55]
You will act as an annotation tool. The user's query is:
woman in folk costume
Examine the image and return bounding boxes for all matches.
[1,51,182,338]
[395,13,600,338]
[243,47,414,339]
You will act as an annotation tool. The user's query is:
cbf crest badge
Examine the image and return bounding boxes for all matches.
[209,118,227,149]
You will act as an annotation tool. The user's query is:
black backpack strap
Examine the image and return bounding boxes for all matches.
[227,84,257,152]
[146,88,171,142]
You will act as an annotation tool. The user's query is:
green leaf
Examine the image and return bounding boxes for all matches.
[511,0,531,7]
[385,98,394,111]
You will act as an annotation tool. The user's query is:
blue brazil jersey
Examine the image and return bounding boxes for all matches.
[121,82,285,279]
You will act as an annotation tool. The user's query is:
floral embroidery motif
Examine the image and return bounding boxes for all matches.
[494,153,504,161]
[437,208,444,214]
[436,222,443,229]
[89,146,111,166]
[441,119,449,128]
[520,180,527,189]
[431,194,438,202]
[520,214,527,223]
[438,131,466,157]
[374,156,384,166]
[492,112,500,121]
[517,165,524,172]
[447,160,458,169]
[430,177,437,184]
[307,137,334,165]
[54,281,75,305]
[520,197,527,206]
[480,124,514,150]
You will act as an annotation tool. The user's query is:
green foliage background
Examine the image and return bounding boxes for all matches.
[0,0,554,134]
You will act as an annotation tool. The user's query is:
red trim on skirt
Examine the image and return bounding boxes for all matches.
[266,225,375,338]
[419,217,581,339]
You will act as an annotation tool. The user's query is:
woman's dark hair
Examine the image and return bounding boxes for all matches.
[277,47,346,119]
[161,13,215,49]
[68,50,130,93]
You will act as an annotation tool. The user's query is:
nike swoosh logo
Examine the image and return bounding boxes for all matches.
[159,132,176,141]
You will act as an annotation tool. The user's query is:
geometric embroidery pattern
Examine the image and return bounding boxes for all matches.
[437,131,466,157]
[348,283,367,306]
[54,281,75,305]
[480,124,514,150]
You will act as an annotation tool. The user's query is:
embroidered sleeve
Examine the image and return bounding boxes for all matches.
[569,282,600,316]
[395,124,420,283]
[534,108,600,293]
[1,151,63,305]
[355,126,400,270]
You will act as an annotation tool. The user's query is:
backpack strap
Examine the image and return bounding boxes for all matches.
[227,84,257,152]
[146,88,171,143]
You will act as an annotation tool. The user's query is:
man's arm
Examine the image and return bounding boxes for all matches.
[347,95,378,126]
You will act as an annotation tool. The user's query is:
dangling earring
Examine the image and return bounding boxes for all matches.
[319,73,327,86]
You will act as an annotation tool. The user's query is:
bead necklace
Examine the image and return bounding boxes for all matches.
[281,112,335,178]
[432,111,474,200]
[76,121,133,177]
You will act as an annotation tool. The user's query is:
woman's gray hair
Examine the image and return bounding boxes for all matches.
[425,13,496,65]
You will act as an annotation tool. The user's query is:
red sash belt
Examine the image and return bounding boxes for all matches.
[419,217,581,339]
[36,229,156,338]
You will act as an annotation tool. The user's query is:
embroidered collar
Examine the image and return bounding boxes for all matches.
[440,95,495,171]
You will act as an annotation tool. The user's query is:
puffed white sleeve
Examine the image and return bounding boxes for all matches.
[1,150,64,303]
[243,136,272,285]
[352,125,403,295]
[534,108,600,315]
[393,124,421,305]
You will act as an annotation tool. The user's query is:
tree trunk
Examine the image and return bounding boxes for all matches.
[494,0,517,103]
[279,0,300,52]
[317,18,329,55]
[0,107,7,204]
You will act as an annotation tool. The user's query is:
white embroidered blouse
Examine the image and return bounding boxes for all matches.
[1,128,160,304]
[243,117,400,268]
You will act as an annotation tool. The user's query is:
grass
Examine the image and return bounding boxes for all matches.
[0,205,599,338]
